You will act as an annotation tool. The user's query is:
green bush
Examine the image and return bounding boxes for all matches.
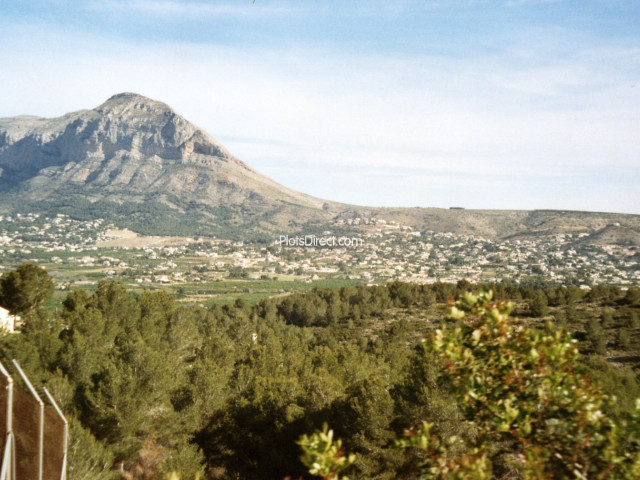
[589,330,608,355]
[626,311,640,329]
[301,290,640,479]
[298,424,356,480]
[617,329,632,350]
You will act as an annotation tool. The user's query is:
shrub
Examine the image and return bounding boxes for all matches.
[617,329,631,350]
[301,290,640,479]
[528,291,548,317]
[589,330,608,355]
[626,311,640,329]
[298,424,356,480]
[601,308,614,328]
[554,310,567,328]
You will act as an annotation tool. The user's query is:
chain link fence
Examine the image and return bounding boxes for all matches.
[0,361,67,480]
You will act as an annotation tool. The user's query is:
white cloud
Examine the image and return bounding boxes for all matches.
[0,19,638,212]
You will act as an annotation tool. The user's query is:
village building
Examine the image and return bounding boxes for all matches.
[0,306,19,333]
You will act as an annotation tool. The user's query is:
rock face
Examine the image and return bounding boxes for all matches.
[1,93,638,241]
[0,93,325,212]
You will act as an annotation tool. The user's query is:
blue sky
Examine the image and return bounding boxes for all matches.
[1,0,639,213]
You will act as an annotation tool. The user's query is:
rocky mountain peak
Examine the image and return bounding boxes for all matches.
[0,93,325,214]
[92,92,222,152]
[104,92,161,104]
[96,92,175,118]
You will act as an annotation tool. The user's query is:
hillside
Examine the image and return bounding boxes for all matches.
[1,270,638,479]
[1,93,638,242]
[0,93,339,238]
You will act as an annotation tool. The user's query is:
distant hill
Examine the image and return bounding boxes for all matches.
[1,93,638,243]
[577,223,640,246]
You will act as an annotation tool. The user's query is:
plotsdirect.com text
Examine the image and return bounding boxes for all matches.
[279,235,364,247]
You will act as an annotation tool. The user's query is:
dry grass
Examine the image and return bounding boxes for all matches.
[96,229,198,248]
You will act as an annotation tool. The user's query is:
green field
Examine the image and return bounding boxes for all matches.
[42,264,364,310]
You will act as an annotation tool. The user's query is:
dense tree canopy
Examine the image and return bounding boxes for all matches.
[0,263,54,314]
[0,265,638,479]
[303,290,640,480]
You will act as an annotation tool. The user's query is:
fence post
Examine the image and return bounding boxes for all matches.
[0,361,14,480]
[12,361,43,480]
[43,387,68,480]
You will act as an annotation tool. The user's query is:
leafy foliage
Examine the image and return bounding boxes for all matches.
[303,289,640,479]
[0,263,54,314]
[0,263,638,480]
[298,424,356,480]
[374,290,640,479]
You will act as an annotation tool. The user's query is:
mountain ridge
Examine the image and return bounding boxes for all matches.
[0,92,323,206]
[1,93,638,243]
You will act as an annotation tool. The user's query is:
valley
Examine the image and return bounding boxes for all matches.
[1,212,637,312]
[0,93,638,480]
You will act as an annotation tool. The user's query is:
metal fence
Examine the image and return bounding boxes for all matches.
[0,361,67,480]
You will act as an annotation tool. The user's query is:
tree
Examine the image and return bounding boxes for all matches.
[528,290,548,317]
[617,329,631,350]
[67,417,118,480]
[413,291,639,478]
[0,263,54,314]
[301,290,640,479]
[336,374,402,479]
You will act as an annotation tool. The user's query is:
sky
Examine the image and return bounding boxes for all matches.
[1,0,639,214]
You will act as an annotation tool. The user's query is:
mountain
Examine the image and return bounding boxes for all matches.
[0,93,337,238]
[1,93,638,242]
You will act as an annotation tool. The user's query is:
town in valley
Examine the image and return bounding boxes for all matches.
[1,212,637,308]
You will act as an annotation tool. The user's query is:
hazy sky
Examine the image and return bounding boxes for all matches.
[1,0,639,213]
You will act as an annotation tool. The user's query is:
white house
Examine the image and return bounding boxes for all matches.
[0,307,19,333]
